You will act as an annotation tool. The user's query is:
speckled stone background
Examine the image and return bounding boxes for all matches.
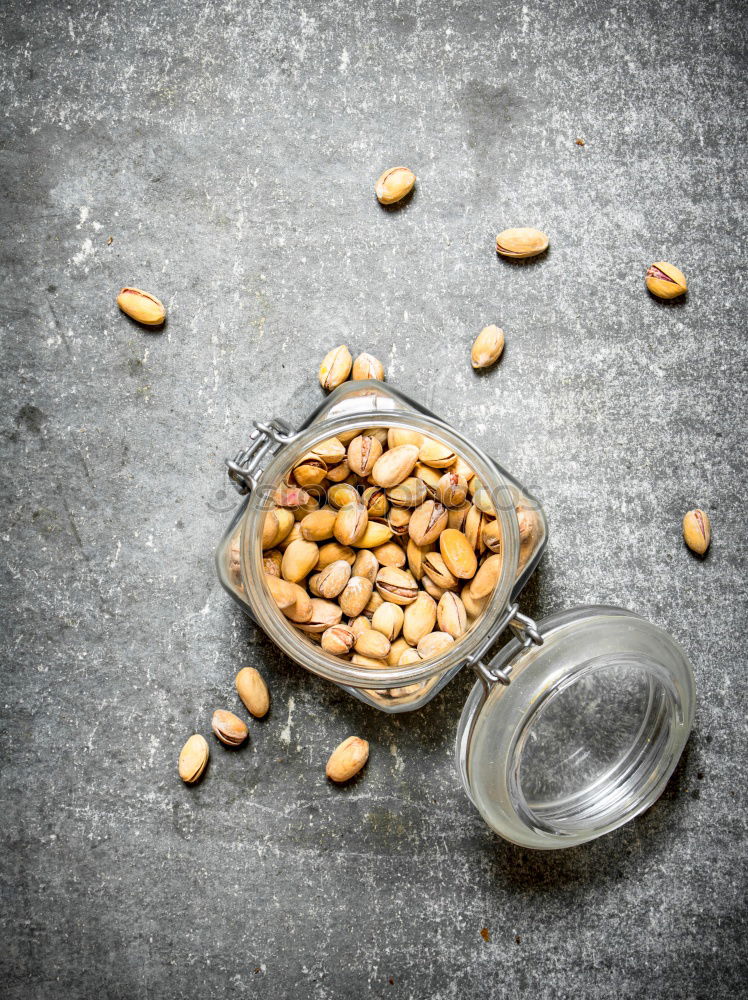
[1,0,746,997]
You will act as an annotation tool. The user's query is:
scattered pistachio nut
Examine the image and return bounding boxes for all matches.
[495,227,549,259]
[117,287,166,326]
[471,325,505,369]
[326,736,369,783]
[683,508,711,556]
[352,353,385,381]
[211,710,248,747]
[375,166,416,205]
[235,667,270,718]
[319,345,353,391]
[178,734,209,784]
[645,262,687,300]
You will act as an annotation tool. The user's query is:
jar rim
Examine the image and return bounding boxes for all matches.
[240,408,520,689]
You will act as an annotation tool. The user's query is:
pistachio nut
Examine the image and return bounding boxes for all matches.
[387,428,424,450]
[435,472,468,508]
[471,325,505,369]
[278,523,303,551]
[370,444,420,488]
[316,541,356,569]
[350,616,372,638]
[495,227,549,259]
[683,508,711,555]
[319,345,353,390]
[468,553,502,599]
[348,434,384,476]
[308,572,323,597]
[281,582,314,623]
[364,427,389,446]
[371,540,407,568]
[325,460,351,483]
[645,262,687,300]
[402,591,437,645]
[371,602,404,641]
[235,667,270,718]
[461,583,489,619]
[375,566,419,606]
[422,551,459,591]
[470,479,496,516]
[336,428,360,446]
[178,734,209,784]
[464,505,488,553]
[351,352,385,381]
[339,575,374,617]
[353,521,392,548]
[321,624,356,656]
[386,476,428,508]
[311,438,346,466]
[262,509,281,550]
[263,549,282,577]
[362,485,389,518]
[326,736,369,783]
[300,508,338,541]
[408,500,448,546]
[328,482,359,508]
[117,287,166,326]
[293,452,328,488]
[265,572,299,610]
[418,438,456,469]
[406,538,433,580]
[272,484,311,509]
[292,495,322,522]
[334,502,369,546]
[387,507,411,536]
[481,518,502,553]
[439,529,478,579]
[211,709,248,747]
[375,166,416,205]
[387,637,411,666]
[350,653,385,667]
[296,598,343,634]
[447,501,471,532]
[352,548,380,583]
[281,538,320,583]
[417,631,455,660]
[437,592,467,639]
[363,590,384,618]
[354,628,391,660]
[316,559,352,598]
[421,575,446,602]
[399,648,422,665]
[413,463,442,491]
[451,455,474,481]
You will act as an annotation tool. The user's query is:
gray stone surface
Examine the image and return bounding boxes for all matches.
[1,0,746,997]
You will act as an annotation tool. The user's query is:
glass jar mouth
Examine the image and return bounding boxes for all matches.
[240,408,520,689]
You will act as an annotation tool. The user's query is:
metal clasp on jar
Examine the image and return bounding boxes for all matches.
[226,419,299,494]
[467,602,543,690]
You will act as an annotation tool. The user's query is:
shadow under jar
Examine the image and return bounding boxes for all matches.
[216,382,695,849]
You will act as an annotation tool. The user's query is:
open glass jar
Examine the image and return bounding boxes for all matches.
[216,381,695,848]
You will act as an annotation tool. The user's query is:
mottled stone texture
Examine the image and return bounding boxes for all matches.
[1,0,746,997]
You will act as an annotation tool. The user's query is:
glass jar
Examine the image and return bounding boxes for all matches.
[216,381,696,847]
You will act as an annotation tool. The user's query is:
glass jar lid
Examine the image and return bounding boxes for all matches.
[456,606,696,849]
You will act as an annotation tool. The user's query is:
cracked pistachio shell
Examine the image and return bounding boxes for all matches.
[387,637,411,666]
[328,482,359,509]
[471,325,505,369]
[326,736,369,783]
[265,573,298,610]
[272,484,311,509]
[645,262,687,299]
[316,541,356,569]
[417,631,455,660]
[402,591,437,645]
[354,628,391,660]
[387,507,411,536]
[300,508,338,541]
[437,591,468,639]
[325,460,351,483]
[495,227,549,259]
[683,508,711,555]
[386,476,428,508]
[371,601,404,641]
[178,734,209,784]
[292,452,327,488]
[481,518,502,553]
[316,559,352,598]
[408,500,448,546]
[468,553,503,599]
[352,548,380,583]
[451,455,474,481]
[281,538,320,583]
[440,529,478,580]
[418,438,456,469]
[406,538,434,581]
[447,501,471,532]
[435,472,468,508]
[353,521,392,548]
[117,287,166,326]
[375,166,416,205]
[296,598,343,634]
[370,444,420,488]
[211,709,248,747]
[375,566,419,606]
[387,428,424,450]
[371,540,406,569]
[280,582,314,623]
[348,435,384,476]
[351,353,385,381]
[321,624,356,656]
[319,345,353,390]
[423,551,459,591]
[334,502,369,546]
[311,437,347,465]
[339,576,374,617]
[235,667,270,718]
[421,575,446,602]
[308,572,323,597]
[263,549,282,577]
[464,505,488,554]
[362,486,388,518]
[413,463,442,492]
[263,507,293,549]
